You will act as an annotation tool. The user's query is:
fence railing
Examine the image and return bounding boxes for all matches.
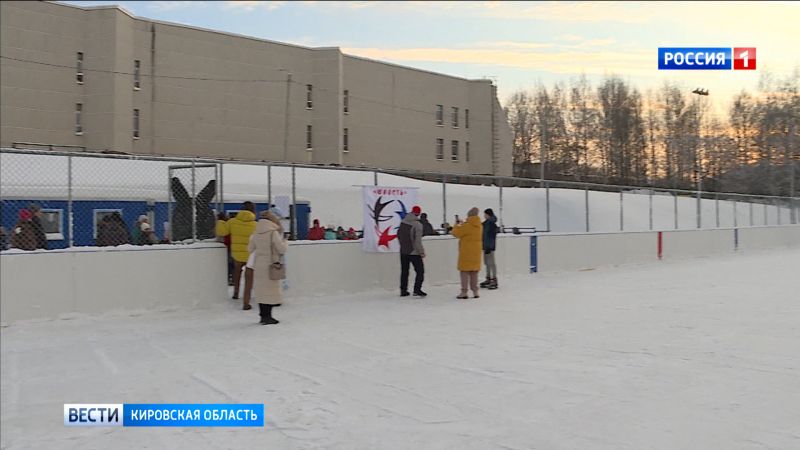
[1,147,798,251]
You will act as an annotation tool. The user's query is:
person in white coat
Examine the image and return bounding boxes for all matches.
[248,210,289,325]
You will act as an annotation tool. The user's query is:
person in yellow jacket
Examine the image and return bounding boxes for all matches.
[216,201,257,309]
[452,207,484,299]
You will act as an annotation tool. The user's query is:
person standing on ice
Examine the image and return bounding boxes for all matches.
[307,219,325,241]
[248,210,288,325]
[216,201,257,309]
[28,203,48,250]
[398,205,426,297]
[419,213,437,236]
[452,207,483,299]
[480,208,499,290]
[11,209,38,251]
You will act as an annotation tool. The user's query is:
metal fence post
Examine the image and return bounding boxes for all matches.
[267,165,272,208]
[585,188,590,232]
[764,201,768,226]
[442,175,447,227]
[619,189,624,231]
[373,171,378,186]
[749,199,753,227]
[776,198,781,225]
[674,193,678,229]
[191,160,196,243]
[499,178,504,229]
[648,189,653,231]
[291,166,297,240]
[696,190,701,229]
[167,167,173,242]
[218,163,224,214]
[545,181,551,232]
[67,155,74,247]
[715,193,720,228]
[733,200,738,228]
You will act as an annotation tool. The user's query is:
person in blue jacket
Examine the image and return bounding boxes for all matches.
[480,208,500,290]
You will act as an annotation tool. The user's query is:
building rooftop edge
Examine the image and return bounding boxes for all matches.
[46,1,495,85]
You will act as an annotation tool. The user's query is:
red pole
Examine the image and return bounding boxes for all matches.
[657,231,663,260]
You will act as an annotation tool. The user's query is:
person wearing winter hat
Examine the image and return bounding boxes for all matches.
[324,226,337,240]
[11,209,38,251]
[308,219,325,241]
[27,203,48,250]
[452,207,483,299]
[248,210,289,325]
[397,205,426,297]
[140,221,158,245]
[131,214,148,245]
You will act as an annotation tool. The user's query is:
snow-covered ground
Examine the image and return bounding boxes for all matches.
[2,248,799,449]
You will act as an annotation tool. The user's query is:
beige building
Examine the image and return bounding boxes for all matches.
[0,1,513,176]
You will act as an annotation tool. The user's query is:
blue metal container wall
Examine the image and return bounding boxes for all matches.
[2,200,313,247]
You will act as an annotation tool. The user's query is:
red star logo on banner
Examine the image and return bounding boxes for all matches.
[377,226,397,248]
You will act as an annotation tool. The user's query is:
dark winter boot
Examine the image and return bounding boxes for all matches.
[479,277,492,288]
[488,278,499,290]
[258,304,268,324]
[261,304,279,325]
[413,290,427,298]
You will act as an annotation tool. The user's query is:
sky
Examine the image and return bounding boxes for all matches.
[61,1,800,112]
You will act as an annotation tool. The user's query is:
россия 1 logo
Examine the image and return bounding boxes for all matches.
[658,47,756,70]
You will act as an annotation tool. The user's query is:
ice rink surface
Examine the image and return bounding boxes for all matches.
[2,248,799,449]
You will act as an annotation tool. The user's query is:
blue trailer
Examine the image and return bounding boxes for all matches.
[1,199,311,249]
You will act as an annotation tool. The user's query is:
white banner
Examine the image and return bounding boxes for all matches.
[362,186,419,253]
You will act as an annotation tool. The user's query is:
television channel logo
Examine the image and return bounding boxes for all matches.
[658,47,756,70]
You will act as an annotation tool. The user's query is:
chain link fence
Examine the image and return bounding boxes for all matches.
[1,147,798,252]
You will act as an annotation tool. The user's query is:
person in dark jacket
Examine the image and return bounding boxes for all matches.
[397,205,426,297]
[419,213,437,236]
[481,208,500,290]
[0,226,9,251]
[11,209,39,251]
[97,212,130,247]
[28,203,48,250]
[217,212,234,285]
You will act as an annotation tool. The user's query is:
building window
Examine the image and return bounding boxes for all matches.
[466,142,470,162]
[343,128,349,152]
[41,209,64,240]
[93,209,123,239]
[306,84,313,109]
[133,109,140,138]
[465,109,470,129]
[75,103,83,134]
[451,140,459,161]
[436,138,444,160]
[435,105,443,126]
[133,60,141,90]
[343,89,349,113]
[306,125,313,149]
[76,52,84,84]
[451,107,459,128]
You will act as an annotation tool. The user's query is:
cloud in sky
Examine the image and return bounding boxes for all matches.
[342,46,653,77]
[223,1,286,12]
[146,1,209,12]
[60,0,799,109]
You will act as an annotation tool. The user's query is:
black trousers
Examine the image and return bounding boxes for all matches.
[400,254,425,293]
